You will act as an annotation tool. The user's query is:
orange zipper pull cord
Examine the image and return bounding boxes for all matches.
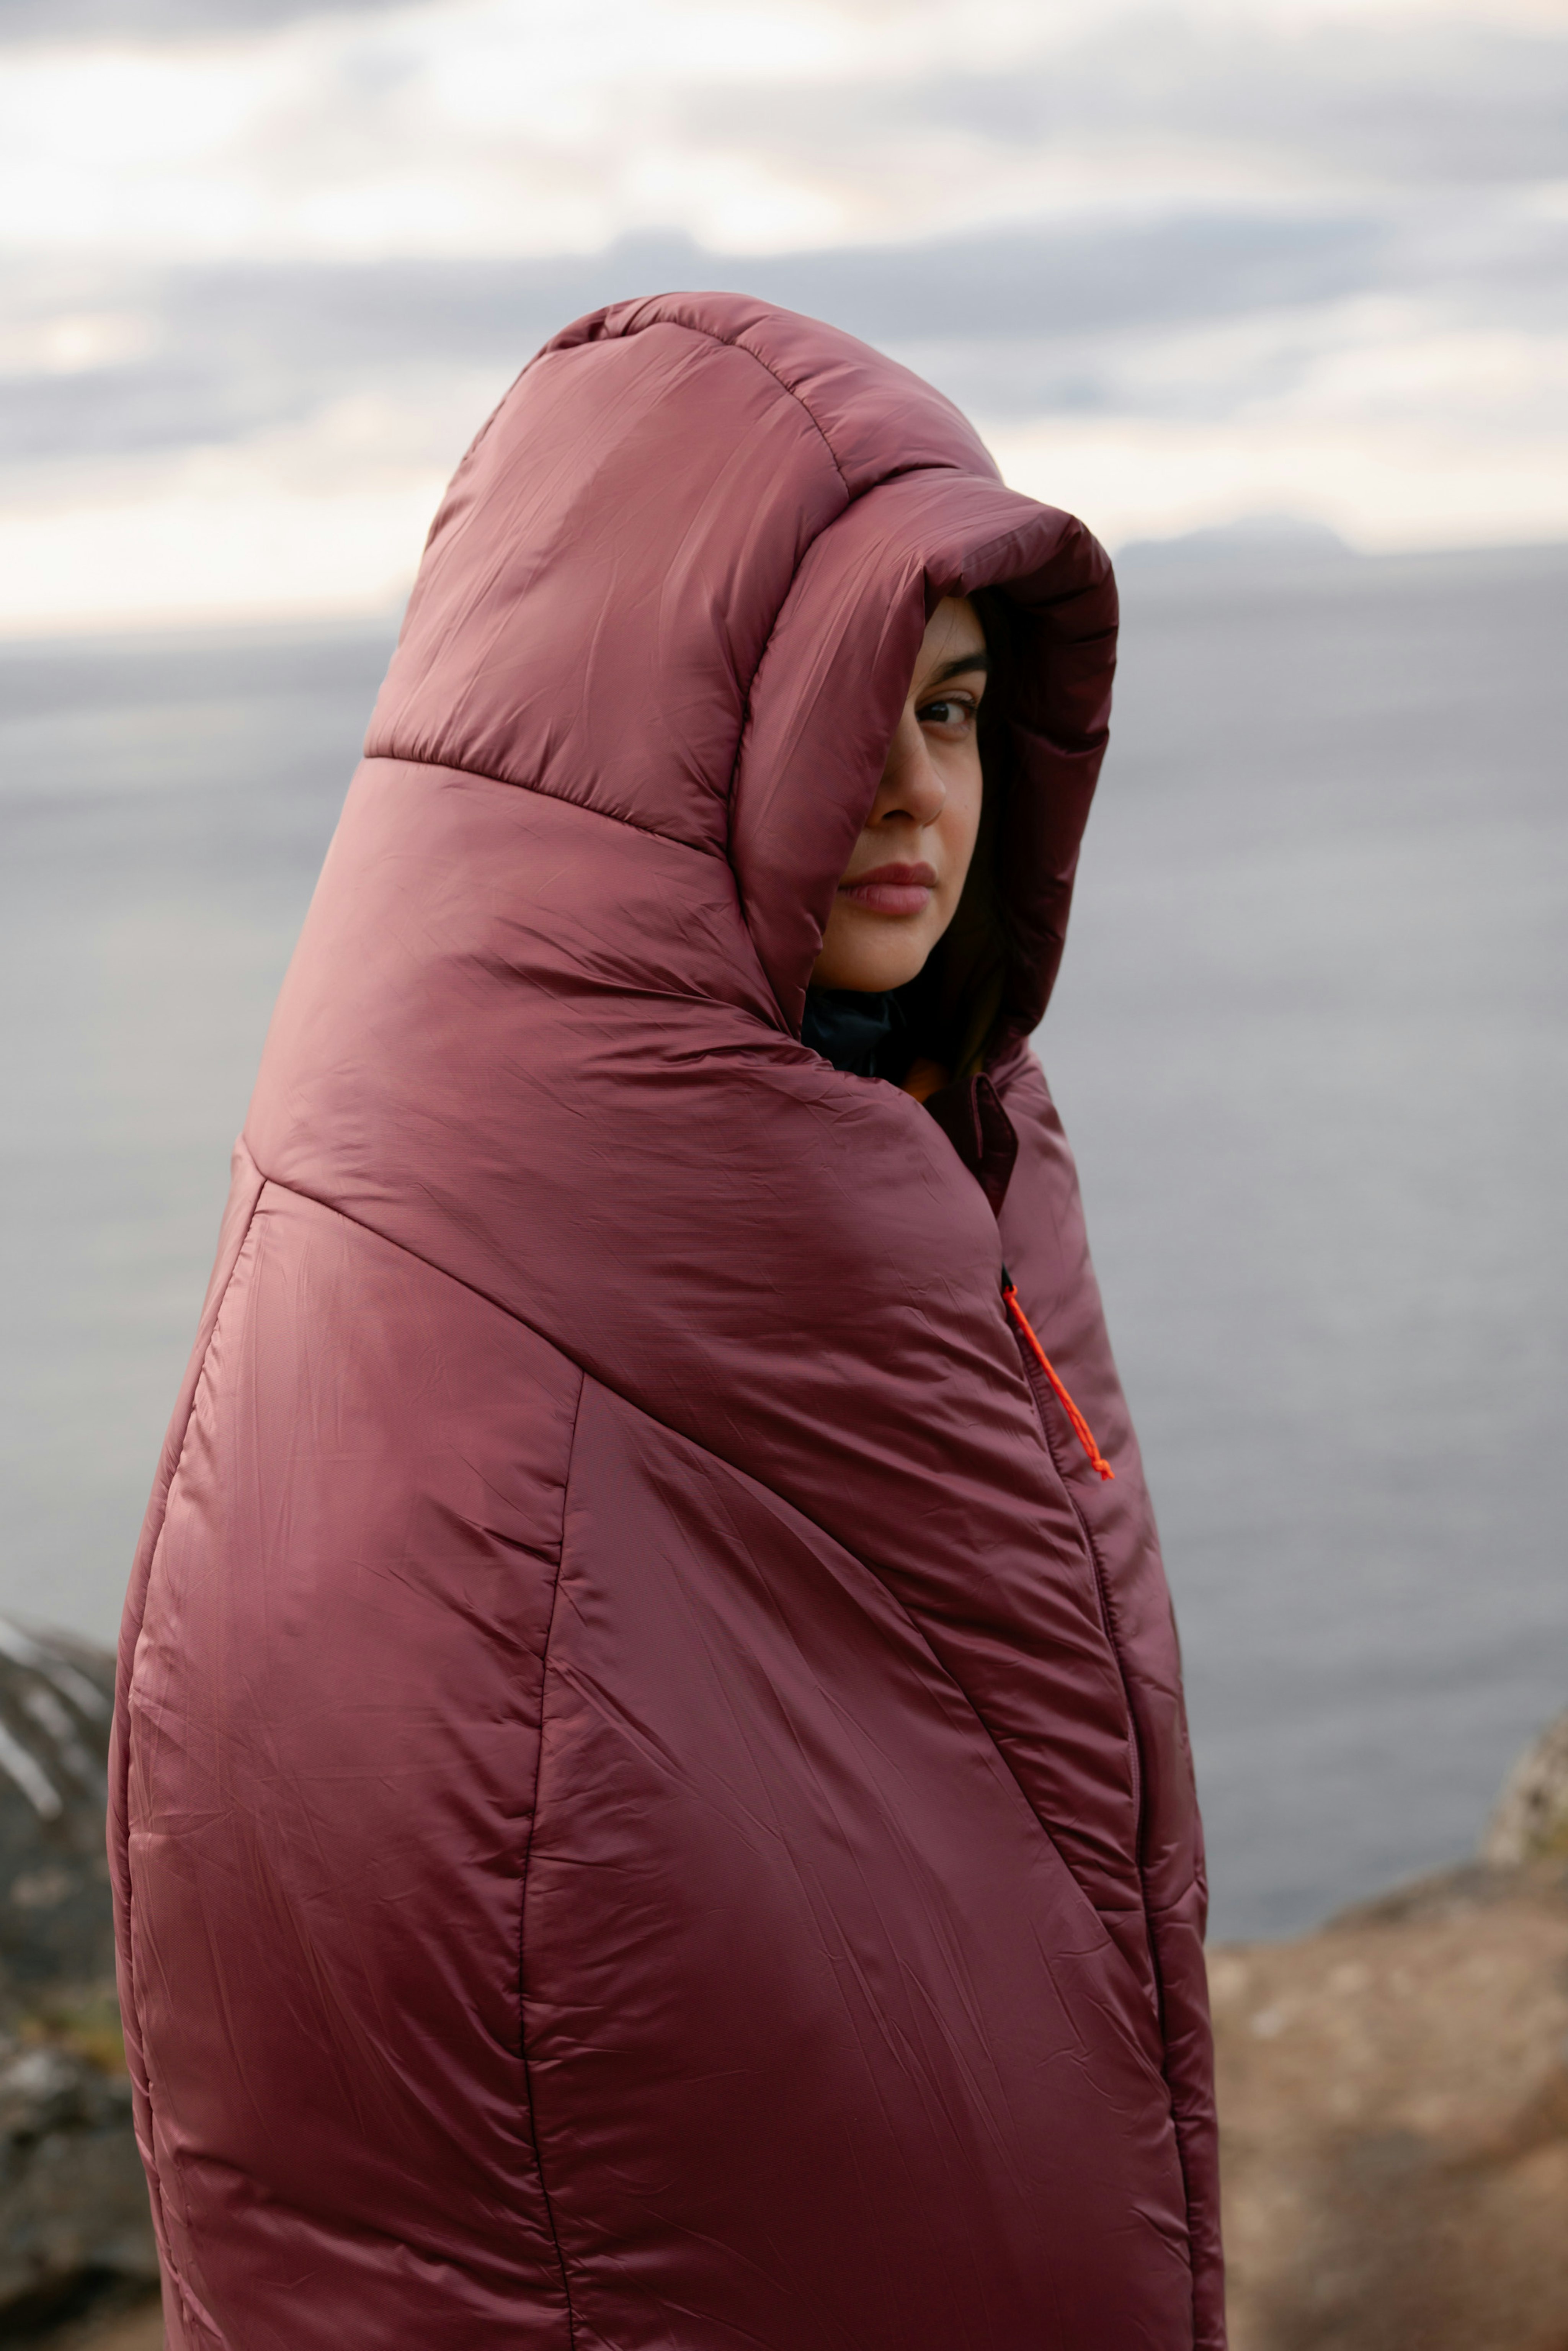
[1001,1272,1115,1482]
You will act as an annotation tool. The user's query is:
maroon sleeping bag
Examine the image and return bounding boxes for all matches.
[111,292,1224,2350]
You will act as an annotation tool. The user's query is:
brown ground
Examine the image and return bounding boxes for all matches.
[38,2297,162,2351]
[1213,1859,1568,2351]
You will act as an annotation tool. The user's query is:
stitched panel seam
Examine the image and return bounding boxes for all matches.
[615,310,853,500]
[516,1363,585,2351]
[725,333,851,497]
[1012,1322,1202,2314]
[357,753,725,861]
[119,1181,265,2338]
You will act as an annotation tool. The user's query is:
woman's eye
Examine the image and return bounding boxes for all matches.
[918,696,976,731]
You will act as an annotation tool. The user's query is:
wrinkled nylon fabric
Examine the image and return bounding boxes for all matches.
[111,293,1223,2350]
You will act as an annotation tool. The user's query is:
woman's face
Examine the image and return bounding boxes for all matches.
[811,595,988,995]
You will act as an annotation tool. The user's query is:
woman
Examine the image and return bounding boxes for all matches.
[111,293,1223,2350]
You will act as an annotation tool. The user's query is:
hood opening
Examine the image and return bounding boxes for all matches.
[804,578,1035,1090]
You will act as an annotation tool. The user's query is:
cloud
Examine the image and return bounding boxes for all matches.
[5,3,1567,265]
[888,20,1568,187]
[0,0,403,41]
[0,446,440,634]
[8,184,1562,474]
[0,212,1399,467]
[2,0,1565,626]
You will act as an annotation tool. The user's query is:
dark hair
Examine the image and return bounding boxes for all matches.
[889,586,1014,1082]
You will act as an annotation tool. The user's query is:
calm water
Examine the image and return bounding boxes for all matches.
[2,546,1564,1938]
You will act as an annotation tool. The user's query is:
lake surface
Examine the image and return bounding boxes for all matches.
[2,543,1564,1939]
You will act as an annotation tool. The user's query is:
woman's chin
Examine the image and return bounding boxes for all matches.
[813,936,931,993]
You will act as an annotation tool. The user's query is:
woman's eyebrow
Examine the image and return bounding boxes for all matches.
[927,651,990,685]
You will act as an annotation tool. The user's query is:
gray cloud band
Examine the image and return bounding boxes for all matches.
[5,194,1565,473]
[0,0,403,39]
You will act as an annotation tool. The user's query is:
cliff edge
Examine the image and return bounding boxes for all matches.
[1215,1711,1568,2351]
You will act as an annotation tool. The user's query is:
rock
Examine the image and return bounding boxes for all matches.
[0,1617,116,2002]
[1214,1833,1568,2346]
[0,1620,157,2329]
[0,2037,158,2326]
[1483,1710,1568,1866]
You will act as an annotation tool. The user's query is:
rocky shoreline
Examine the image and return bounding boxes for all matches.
[0,1622,155,2341]
[1215,1706,1568,2350]
[1214,1856,1568,2349]
[0,1618,1560,2349]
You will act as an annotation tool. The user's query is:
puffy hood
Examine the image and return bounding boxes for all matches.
[364,290,1116,1048]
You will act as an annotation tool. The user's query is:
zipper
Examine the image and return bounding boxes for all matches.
[1000,1268,1112,1481]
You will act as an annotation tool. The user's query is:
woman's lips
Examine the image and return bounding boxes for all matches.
[838,861,937,917]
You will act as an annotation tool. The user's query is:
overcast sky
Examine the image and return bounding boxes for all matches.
[3,0,1566,631]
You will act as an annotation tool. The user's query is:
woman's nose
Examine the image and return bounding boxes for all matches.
[874,708,946,827]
